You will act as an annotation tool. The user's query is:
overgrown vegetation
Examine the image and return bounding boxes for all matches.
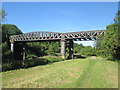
[1,23,63,71]
[2,56,64,72]
[2,24,23,61]
[95,11,120,60]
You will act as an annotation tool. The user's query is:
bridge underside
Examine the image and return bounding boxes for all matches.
[10,30,106,60]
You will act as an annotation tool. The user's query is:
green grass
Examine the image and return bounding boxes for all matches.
[2,57,118,88]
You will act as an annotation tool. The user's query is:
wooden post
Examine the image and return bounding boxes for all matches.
[61,39,66,59]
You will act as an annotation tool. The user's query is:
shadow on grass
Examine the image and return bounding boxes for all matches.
[74,55,86,59]
[2,56,64,72]
[67,55,86,60]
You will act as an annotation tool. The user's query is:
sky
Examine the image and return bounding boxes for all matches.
[2,2,118,46]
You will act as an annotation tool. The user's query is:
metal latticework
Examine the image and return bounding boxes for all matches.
[10,30,106,42]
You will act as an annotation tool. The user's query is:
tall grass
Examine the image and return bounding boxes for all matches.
[2,56,64,72]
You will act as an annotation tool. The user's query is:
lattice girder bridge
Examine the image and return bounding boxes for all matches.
[10,30,106,59]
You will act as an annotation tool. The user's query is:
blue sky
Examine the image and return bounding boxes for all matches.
[3,2,118,46]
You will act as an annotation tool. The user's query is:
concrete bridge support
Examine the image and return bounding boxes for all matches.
[10,42,14,53]
[60,39,74,59]
[61,39,66,59]
[68,40,74,59]
[10,42,14,59]
[23,47,26,61]
[10,42,26,61]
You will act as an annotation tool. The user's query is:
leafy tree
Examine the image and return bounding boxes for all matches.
[0,9,7,23]
[80,46,96,56]
[95,11,120,60]
[114,11,120,24]
[2,24,23,61]
[26,42,47,57]
[2,24,22,43]
[74,43,84,53]
[25,41,60,59]
[46,42,60,56]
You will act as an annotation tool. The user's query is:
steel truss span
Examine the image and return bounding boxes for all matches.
[10,30,106,42]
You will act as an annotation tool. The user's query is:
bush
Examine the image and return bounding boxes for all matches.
[27,54,38,60]
[40,56,64,63]
[2,42,13,61]
[2,24,22,43]
[2,61,23,71]
[2,63,13,71]
[95,11,120,61]
[80,46,96,56]
[2,56,64,72]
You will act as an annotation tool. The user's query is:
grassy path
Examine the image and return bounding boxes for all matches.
[2,57,118,88]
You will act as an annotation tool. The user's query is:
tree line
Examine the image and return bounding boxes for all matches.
[95,11,120,60]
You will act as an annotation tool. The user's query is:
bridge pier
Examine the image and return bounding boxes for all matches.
[10,41,15,59]
[61,39,66,59]
[23,47,26,61]
[10,42,14,53]
[68,40,74,59]
[10,42,26,61]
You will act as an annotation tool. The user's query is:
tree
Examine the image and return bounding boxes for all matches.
[95,11,120,60]
[46,42,60,56]
[114,11,120,24]
[74,43,84,53]
[2,24,22,43]
[80,46,96,56]
[0,9,7,24]
[2,24,23,60]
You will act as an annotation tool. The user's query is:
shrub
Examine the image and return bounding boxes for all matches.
[40,56,64,63]
[80,46,96,56]
[2,63,13,71]
[2,56,64,72]
[27,54,38,60]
